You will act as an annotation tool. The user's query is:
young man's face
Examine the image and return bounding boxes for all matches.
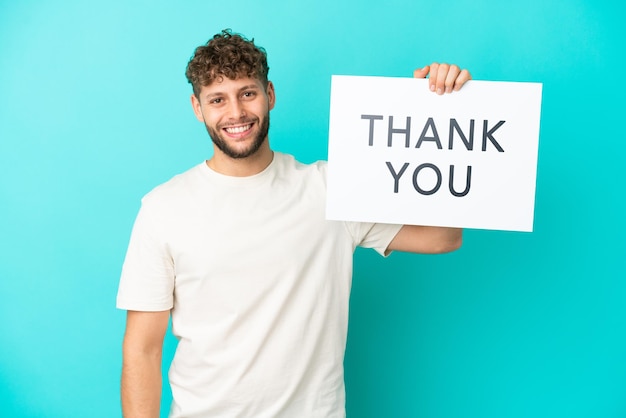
[191,76,275,159]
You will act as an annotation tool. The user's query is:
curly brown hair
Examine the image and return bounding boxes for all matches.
[185,29,269,98]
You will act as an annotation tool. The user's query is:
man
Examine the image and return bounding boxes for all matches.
[117,29,470,417]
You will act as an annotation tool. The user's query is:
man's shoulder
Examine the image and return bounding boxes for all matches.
[141,162,205,206]
[275,152,328,177]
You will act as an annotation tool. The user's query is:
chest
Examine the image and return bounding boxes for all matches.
[164,178,347,282]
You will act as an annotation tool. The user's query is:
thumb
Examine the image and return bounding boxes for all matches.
[413,66,430,79]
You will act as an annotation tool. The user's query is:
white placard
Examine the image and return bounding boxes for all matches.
[326,75,543,232]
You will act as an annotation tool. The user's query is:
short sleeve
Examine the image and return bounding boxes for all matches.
[345,221,403,257]
[116,200,175,311]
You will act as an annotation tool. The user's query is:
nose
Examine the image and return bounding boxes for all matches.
[227,99,245,120]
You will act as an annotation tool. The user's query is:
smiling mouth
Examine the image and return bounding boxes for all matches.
[223,123,253,134]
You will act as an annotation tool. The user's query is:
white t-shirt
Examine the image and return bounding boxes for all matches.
[117,152,402,417]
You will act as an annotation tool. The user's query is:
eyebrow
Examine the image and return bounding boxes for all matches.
[204,84,260,101]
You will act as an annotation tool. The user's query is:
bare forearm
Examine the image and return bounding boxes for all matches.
[121,347,162,417]
[388,225,463,254]
[427,226,463,253]
[121,310,169,418]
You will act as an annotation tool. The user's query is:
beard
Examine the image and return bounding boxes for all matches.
[205,114,270,159]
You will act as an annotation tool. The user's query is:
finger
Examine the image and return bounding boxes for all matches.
[444,64,461,94]
[413,66,430,79]
[428,62,439,92]
[435,63,450,95]
[453,69,472,91]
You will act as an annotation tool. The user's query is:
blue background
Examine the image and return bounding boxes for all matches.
[1,1,624,417]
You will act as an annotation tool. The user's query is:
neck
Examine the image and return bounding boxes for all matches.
[206,143,274,177]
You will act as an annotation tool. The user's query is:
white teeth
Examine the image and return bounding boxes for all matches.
[225,124,252,134]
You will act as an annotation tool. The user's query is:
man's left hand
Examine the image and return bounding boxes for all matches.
[413,63,471,95]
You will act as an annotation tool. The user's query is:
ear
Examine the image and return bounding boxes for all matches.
[266,81,276,111]
[190,94,205,122]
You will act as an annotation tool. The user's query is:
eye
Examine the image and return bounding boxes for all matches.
[209,98,223,105]
[242,91,256,99]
